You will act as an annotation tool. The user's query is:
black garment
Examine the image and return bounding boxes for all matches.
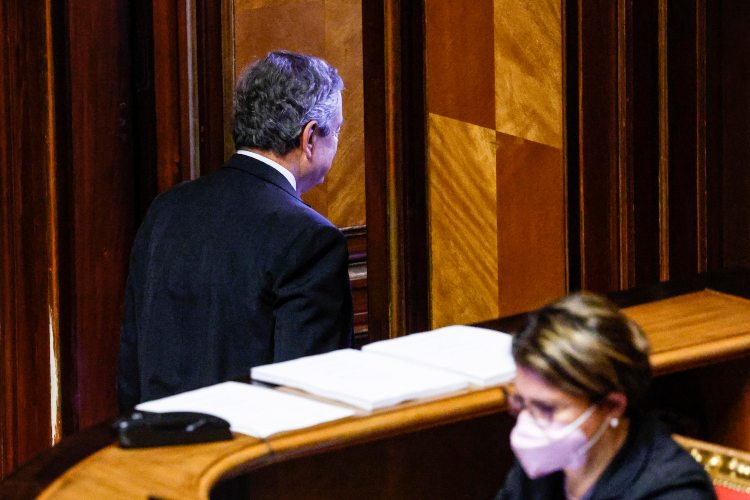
[117,154,353,411]
[495,414,716,500]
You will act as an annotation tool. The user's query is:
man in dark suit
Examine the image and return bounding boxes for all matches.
[117,51,353,411]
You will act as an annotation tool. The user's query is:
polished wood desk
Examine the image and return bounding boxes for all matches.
[4,268,750,499]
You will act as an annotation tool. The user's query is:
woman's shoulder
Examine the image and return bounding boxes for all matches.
[603,414,717,499]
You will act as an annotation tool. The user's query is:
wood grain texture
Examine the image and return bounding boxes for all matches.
[63,0,136,432]
[494,0,562,148]
[319,0,366,228]
[425,0,495,130]
[623,290,750,375]
[37,387,508,499]
[495,132,565,316]
[428,113,499,328]
[37,434,269,499]
[0,0,56,476]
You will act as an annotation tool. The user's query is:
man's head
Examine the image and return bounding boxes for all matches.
[233,51,344,193]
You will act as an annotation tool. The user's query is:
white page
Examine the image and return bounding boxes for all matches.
[362,325,516,387]
[250,349,470,411]
[135,381,355,438]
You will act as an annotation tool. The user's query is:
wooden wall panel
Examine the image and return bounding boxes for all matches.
[322,0,366,228]
[62,0,136,432]
[426,0,565,326]
[425,0,495,130]
[494,0,562,149]
[666,0,700,278]
[0,0,56,476]
[721,0,750,269]
[576,0,619,293]
[428,114,499,328]
[231,0,366,229]
[629,0,661,287]
[496,133,565,316]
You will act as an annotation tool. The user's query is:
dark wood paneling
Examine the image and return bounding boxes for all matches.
[666,0,700,277]
[196,0,226,175]
[563,0,581,291]
[153,0,195,189]
[0,0,56,476]
[630,0,662,287]
[720,0,750,269]
[131,0,159,220]
[362,0,390,342]
[363,0,430,340]
[398,0,429,335]
[576,0,620,293]
[61,0,136,432]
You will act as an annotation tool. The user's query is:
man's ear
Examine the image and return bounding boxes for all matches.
[299,120,318,159]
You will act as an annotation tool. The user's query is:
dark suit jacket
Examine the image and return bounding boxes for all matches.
[494,414,716,500]
[117,154,353,411]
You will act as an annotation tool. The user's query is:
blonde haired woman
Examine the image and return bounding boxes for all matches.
[495,292,715,500]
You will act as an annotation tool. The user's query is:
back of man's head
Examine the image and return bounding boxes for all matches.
[232,51,344,157]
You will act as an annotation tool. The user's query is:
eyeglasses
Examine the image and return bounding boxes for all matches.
[503,385,562,426]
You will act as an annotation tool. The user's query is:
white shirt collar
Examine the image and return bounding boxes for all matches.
[236,150,297,191]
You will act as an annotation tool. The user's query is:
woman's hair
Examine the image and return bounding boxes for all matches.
[512,291,652,413]
[232,50,344,156]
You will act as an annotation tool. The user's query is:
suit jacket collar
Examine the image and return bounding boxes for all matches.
[223,153,300,200]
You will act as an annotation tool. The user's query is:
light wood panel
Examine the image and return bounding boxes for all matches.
[428,113,499,327]
[425,0,565,328]
[494,0,562,148]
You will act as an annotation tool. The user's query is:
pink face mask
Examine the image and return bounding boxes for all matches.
[510,404,599,478]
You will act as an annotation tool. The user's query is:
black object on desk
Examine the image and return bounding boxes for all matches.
[113,411,233,448]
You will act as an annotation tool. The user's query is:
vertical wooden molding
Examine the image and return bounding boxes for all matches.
[617,0,635,289]
[695,0,708,273]
[362,0,429,341]
[0,0,56,476]
[43,0,62,446]
[221,0,235,160]
[576,0,620,293]
[562,0,580,292]
[658,0,670,281]
[153,0,199,190]
[363,0,392,343]
[383,0,404,338]
[182,0,200,180]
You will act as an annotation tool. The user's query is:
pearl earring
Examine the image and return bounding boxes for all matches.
[610,417,620,428]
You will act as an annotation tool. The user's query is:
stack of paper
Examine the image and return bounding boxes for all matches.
[135,381,355,438]
[362,325,516,387]
[250,349,470,412]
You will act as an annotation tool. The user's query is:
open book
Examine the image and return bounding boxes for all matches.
[135,381,355,438]
[362,325,516,387]
[250,326,515,412]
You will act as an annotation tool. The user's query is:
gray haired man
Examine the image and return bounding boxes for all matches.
[117,51,353,411]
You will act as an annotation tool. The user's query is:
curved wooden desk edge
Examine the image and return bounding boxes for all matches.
[650,335,750,376]
[266,386,506,461]
[36,387,507,499]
